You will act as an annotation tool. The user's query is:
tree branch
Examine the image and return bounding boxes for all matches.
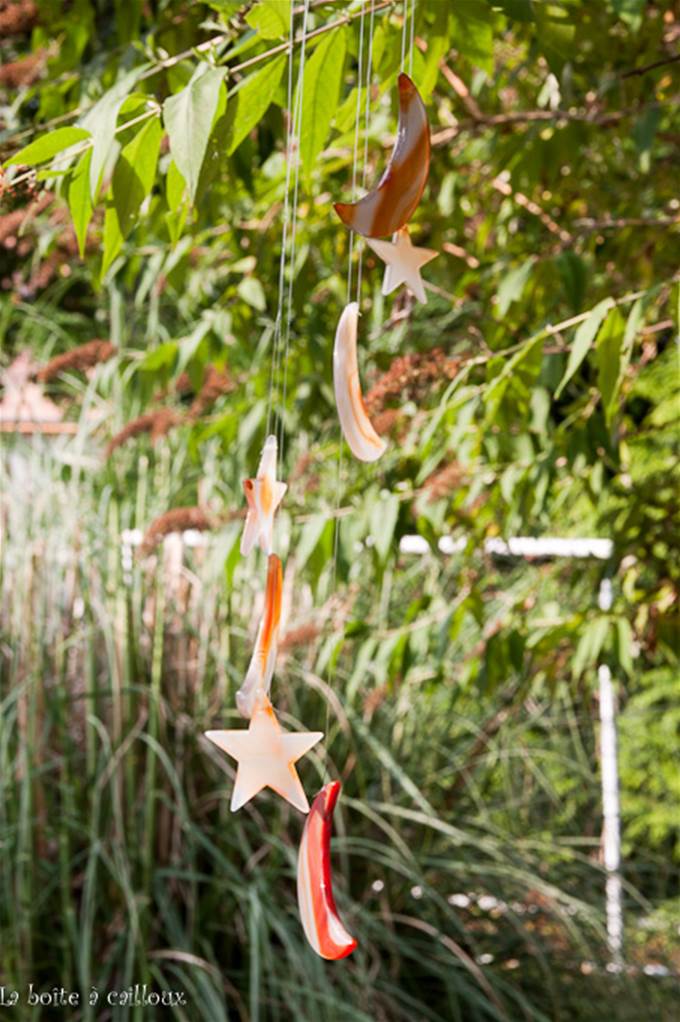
[620,53,680,79]
[572,215,680,231]
[431,101,676,147]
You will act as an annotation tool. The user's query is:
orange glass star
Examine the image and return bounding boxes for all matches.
[241,434,287,557]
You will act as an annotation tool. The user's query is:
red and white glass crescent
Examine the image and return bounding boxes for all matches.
[297,781,358,960]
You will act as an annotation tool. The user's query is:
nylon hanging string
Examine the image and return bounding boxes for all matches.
[400,0,408,72]
[355,0,376,304]
[265,1,297,439]
[325,1,371,761]
[346,0,367,303]
[279,0,311,465]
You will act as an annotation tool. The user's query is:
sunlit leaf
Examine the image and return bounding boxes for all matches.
[224,55,286,155]
[298,25,347,177]
[4,126,90,168]
[163,63,227,204]
[80,66,145,199]
[369,492,400,565]
[237,276,266,311]
[67,149,93,257]
[102,114,162,276]
[596,307,626,424]
[555,298,613,398]
[496,258,535,317]
[450,1,494,73]
[245,0,289,39]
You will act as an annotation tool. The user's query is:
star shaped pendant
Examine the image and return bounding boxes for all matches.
[241,434,287,557]
[366,226,438,305]
[205,696,323,813]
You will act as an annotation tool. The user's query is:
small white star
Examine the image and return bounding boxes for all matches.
[366,226,438,305]
[205,696,323,813]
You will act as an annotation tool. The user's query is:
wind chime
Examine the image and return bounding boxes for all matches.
[205,0,434,961]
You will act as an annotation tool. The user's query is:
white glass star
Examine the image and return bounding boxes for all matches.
[366,226,438,305]
[205,696,323,813]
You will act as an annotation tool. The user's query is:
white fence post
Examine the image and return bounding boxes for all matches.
[598,577,624,967]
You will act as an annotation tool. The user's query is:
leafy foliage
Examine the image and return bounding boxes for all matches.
[0,0,678,1019]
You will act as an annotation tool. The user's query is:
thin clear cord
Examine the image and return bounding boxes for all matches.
[409,0,416,77]
[355,0,376,303]
[325,0,369,761]
[346,1,366,304]
[279,0,311,464]
[266,2,297,440]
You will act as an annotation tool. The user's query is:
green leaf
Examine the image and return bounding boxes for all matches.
[496,258,534,317]
[596,307,626,424]
[298,26,347,177]
[162,63,227,204]
[165,159,186,212]
[67,149,93,257]
[612,0,645,30]
[296,514,328,573]
[484,333,543,422]
[535,3,576,71]
[620,298,644,371]
[450,1,494,73]
[593,297,644,419]
[102,115,162,276]
[557,250,586,312]
[632,106,661,172]
[164,160,188,245]
[417,3,449,100]
[615,617,634,676]
[177,319,213,375]
[139,341,178,374]
[4,126,91,168]
[205,0,243,14]
[101,205,124,280]
[224,54,286,155]
[237,276,266,311]
[369,492,400,564]
[572,616,610,676]
[495,0,535,21]
[113,115,162,235]
[245,0,289,38]
[555,298,613,398]
[80,66,144,199]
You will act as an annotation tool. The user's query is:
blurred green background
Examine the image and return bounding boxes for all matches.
[0,1,678,1019]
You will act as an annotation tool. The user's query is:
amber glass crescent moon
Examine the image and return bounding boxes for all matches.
[334,73,430,239]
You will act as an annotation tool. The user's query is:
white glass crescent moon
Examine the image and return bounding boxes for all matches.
[333,302,387,463]
[334,73,430,239]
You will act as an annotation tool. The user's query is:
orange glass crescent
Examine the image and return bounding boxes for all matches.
[334,73,430,239]
[236,554,283,719]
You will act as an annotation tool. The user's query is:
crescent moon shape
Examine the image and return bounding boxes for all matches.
[297,781,358,960]
[333,302,387,463]
[334,73,430,239]
[236,553,283,718]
